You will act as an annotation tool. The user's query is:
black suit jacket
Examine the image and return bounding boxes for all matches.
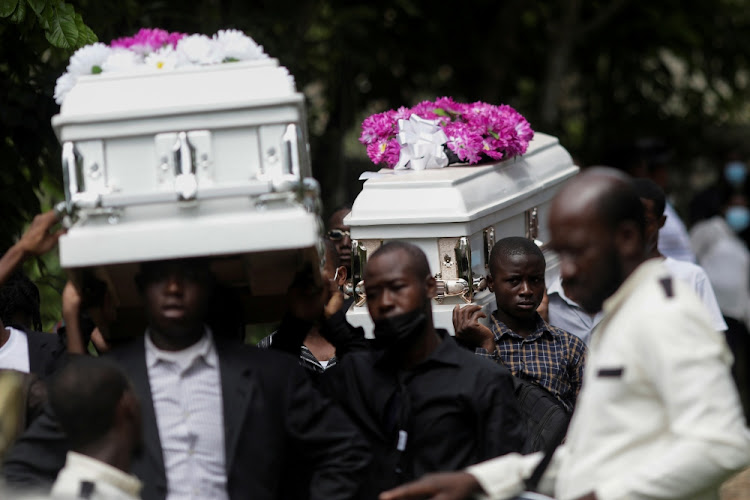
[4,336,371,500]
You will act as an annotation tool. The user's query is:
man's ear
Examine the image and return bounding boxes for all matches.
[486,274,495,293]
[615,220,644,260]
[658,214,666,230]
[425,275,438,299]
[335,266,347,287]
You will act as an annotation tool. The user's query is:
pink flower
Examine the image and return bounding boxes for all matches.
[111,28,186,54]
[360,112,397,144]
[360,98,534,168]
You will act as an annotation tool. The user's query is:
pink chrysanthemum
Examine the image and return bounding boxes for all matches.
[111,28,186,54]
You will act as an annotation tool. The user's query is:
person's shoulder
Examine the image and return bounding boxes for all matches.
[442,335,512,376]
[546,323,587,351]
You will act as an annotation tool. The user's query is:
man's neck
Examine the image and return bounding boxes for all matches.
[397,326,441,371]
[494,310,537,338]
[149,326,204,351]
[78,440,132,474]
[0,322,9,349]
[647,246,663,260]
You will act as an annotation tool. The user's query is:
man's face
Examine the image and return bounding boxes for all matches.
[640,198,664,254]
[489,253,545,322]
[327,209,352,271]
[140,260,211,338]
[364,250,428,322]
[549,207,622,314]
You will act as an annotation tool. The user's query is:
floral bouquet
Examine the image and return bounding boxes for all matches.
[54,28,271,105]
[359,97,534,171]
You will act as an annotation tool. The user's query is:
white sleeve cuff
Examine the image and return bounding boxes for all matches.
[466,452,544,500]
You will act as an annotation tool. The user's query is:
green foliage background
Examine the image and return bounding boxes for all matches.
[3,0,750,330]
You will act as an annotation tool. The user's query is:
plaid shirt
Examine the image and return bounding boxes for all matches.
[258,331,337,373]
[476,312,587,412]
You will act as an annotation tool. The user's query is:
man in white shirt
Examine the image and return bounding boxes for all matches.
[546,177,727,345]
[380,168,750,500]
[632,177,727,332]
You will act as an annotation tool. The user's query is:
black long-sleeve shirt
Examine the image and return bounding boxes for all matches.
[320,329,527,499]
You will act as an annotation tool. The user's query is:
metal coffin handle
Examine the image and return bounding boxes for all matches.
[173,132,198,201]
[62,142,83,214]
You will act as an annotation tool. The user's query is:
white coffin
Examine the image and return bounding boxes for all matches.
[51,59,324,336]
[345,132,578,336]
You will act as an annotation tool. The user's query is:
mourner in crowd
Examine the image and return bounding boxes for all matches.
[380,168,750,500]
[321,241,526,499]
[258,239,367,378]
[327,206,353,276]
[0,210,65,378]
[4,257,372,500]
[632,177,727,332]
[453,236,587,413]
[46,356,143,500]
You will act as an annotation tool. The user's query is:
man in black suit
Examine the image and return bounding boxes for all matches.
[3,257,370,500]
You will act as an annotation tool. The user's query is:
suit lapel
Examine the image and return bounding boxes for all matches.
[216,341,254,473]
[112,338,167,488]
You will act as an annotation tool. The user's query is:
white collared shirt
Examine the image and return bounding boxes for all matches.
[546,276,603,346]
[145,328,229,500]
[50,451,142,500]
[0,327,30,373]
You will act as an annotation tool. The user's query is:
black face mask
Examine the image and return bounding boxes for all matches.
[373,307,427,349]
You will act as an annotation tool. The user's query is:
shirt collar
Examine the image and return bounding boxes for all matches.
[63,451,143,497]
[601,258,667,317]
[546,276,583,308]
[490,311,553,342]
[144,326,217,371]
[374,329,460,370]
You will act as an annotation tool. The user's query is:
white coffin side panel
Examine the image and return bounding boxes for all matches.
[345,133,578,336]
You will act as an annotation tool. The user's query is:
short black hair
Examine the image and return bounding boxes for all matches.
[367,241,431,281]
[0,268,41,332]
[592,172,646,238]
[489,237,545,277]
[632,177,666,218]
[48,356,131,449]
[136,258,214,292]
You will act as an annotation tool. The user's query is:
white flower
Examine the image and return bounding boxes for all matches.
[213,29,268,61]
[102,48,142,73]
[144,46,178,71]
[176,34,224,65]
[54,72,76,105]
[67,42,111,77]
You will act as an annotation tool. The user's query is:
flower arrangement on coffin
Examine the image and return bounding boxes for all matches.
[54,28,273,105]
[359,97,534,171]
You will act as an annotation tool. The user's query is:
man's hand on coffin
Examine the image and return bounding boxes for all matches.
[324,288,345,319]
[453,305,496,352]
[379,471,482,500]
[16,210,65,258]
[0,210,65,287]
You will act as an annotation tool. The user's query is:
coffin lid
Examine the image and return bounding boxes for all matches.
[347,133,577,227]
[52,58,300,129]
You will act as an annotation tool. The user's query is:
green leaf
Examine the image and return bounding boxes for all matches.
[44,1,78,49]
[0,0,19,18]
[73,12,97,48]
[433,108,448,117]
[25,0,45,15]
[9,0,25,22]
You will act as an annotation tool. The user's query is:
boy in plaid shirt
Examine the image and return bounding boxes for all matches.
[453,236,587,412]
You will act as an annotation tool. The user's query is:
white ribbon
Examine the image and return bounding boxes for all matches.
[394,114,449,171]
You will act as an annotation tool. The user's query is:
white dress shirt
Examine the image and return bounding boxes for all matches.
[0,327,30,373]
[662,256,727,332]
[50,451,142,500]
[546,276,603,346]
[145,329,229,500]
[468,259,750,500]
